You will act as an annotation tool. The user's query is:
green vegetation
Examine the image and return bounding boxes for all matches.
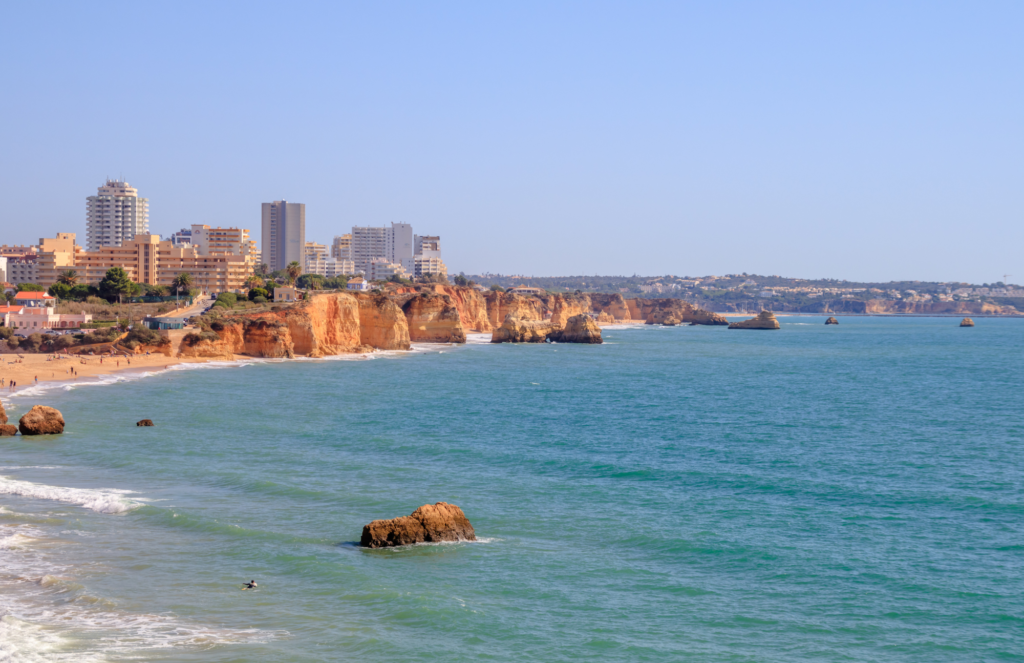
[248,287,270,301]
[99,267,137,303]
[0,327,12,340]
[296,274,325,290]
[286,261,302,284]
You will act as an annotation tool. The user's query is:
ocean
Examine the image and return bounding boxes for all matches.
[1,317,1022,662]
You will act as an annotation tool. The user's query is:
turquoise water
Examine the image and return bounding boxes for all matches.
[1,317,1022,661]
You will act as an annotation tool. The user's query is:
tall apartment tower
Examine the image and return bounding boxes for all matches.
[261,201,306,272]
[350,226,388,275]
[85,179,149,252]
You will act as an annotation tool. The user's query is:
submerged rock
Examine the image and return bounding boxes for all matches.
[18,406,65,436]
[137,419,155,427]
[825,317,839,325]
[0,424,17,436]
[960,317,975,327]
[360,502,476,548]
[728,311,781,330]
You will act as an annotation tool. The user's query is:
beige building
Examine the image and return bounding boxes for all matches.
[36,234,83,287]
[190,225,259,262]
[412,255,448,278]
[366,258,409,282]
[331,234,352,260]
[72,234,256,294]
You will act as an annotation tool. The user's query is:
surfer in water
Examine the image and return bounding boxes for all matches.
[243,580,257,590]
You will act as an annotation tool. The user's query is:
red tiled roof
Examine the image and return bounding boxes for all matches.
[0,305,24,314]
[14,292,55,300]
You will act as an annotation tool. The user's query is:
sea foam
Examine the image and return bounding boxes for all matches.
[0,475,143,514]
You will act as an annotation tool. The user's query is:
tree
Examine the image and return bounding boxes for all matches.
[145,284,169,297]
[48,283,72,300]
[490,285,505,292]
[248,287,270,301]
[16,283,45,292]
[171,272,193,305]
[296,273,325,290]
[57,270,79,286]
[454,274,469,287]
[286,261,302,285]
[244,274,264,290]
[323,275,348,290]
[99,267,134,304]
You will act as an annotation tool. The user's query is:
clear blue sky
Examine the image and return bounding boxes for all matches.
[1,1,1021,284]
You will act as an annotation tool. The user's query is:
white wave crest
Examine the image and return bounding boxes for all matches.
[0,476,143,514]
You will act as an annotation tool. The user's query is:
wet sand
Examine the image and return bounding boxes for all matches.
[0,353,236,391]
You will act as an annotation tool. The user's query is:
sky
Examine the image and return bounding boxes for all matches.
[1,1,1021,284]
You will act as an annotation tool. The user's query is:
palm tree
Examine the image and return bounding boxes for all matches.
[57,269,79,286]
[244,274,264,290]
[172,272,193,308]
[286,261,302,285]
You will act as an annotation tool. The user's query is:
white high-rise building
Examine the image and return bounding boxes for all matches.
[85,179,149,252]
[350,226,388,275]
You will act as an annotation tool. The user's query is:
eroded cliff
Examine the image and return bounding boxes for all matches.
[401,292,467,343]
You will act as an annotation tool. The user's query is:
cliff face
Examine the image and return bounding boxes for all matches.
[551,315,603,344]
[402,292,467,343]
[634,299,729,326]
[357,294,411,350]
[491,315,556,343]
[544,294,593,328]
[485,292,544,328]
[590,294,633,321]
[436,286,492,332]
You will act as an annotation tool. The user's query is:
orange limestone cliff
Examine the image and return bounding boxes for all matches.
[485,292,544,328]
[544,294,593,328]
[589,293,633,321]
[178,291,406,358]
[632,299,728,326]
[357,294,411,350]
[401,292,467,343]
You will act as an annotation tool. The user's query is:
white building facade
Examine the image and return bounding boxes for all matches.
[85,179,149,251]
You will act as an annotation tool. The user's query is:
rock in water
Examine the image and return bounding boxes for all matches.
[0,400,7,424]
[825,317,839,325]
[0,424,18,436]
[728,311,781,330]
[550,315,603,344]
[960,317,975,327]
[360,502,476,548]
[18,406,65,436]
[137,419,155,427]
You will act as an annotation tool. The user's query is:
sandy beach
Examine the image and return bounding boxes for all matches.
[0,352,232,392]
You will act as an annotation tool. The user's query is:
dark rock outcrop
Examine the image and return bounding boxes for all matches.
[136,419,155,427]
[550,315,603,344]
[960,317,975,327]
[825,317,839,325]
[360,502,476,548]
[18,406,65,435]
[728,311,780,330]
[0,424,18,436]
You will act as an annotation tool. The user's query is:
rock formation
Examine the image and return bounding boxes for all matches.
[401,293,467,343]
[491,314,558,343]
[137,419,155,426]
[0,400,6,424]
[19,406,65,435]
[635,299,728,326]
[960,317,975,327]
[484,292,544,329]
[545,294,592,328]
[550,315,603,344]
[360,502,476,548]
[0,424,17,436]
[589,293,633,321]
[728,311,780,330]
[825,317,839,325]
[357,294,411,350]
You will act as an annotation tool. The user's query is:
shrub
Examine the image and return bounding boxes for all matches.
[248,287,270,301]
[216,292,237,306]
[253,295,268,304]
[6,335,19,348]
[212,299,230,308]
[86,296,109,305]
[0,327,12,340]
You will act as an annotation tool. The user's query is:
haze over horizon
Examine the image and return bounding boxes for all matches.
[1,1,1021,284]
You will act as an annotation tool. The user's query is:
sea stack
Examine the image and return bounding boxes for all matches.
[18,406,65,436]
[360,502,476,548]
[728,311,780,330]
[960,318,975,327]
[825,317,839,325]
[0,425,17,436]
[550,315,603,344]
[0,400,7,424]
[137,419,155,427]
